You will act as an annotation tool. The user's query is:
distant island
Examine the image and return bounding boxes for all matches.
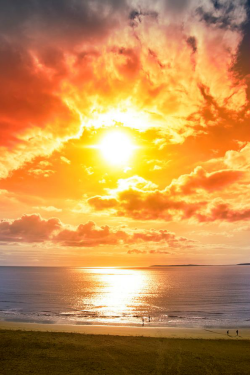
[150,264,250,267]
[237,263,250,266]
[149,264,207,267]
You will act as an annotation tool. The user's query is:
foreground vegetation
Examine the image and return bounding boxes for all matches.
[0,329,249,375]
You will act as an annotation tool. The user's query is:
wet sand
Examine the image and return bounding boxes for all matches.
[0,320,249,340]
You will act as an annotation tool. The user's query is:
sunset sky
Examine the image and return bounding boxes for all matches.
[0,0,250,266]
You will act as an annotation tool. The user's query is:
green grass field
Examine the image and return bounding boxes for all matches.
[0,330,249,375]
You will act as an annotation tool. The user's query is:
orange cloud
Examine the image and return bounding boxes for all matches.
[88,164,248,222]
[0,214,61,242]
[167,167,243,195]
[0,214,196,249]
[54,221,129,247]
[197,203,250,223]
[54,221,195,248]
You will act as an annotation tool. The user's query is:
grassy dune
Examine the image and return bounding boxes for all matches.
[0,330,249,375]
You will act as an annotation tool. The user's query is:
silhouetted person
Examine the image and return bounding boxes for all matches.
[227,330,229,335]
[148,316,151,322]
[142,317,144,326]
[236,330,239,336]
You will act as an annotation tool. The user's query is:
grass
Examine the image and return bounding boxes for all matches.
[0,329,250,375]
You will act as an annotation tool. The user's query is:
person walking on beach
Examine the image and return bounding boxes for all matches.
[227,330,229,335]
[142,317,144,326]
[236,330,239,336]
[148,316,151,322]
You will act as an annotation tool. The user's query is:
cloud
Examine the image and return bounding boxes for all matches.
[129,8,158,27]
[0,40,76,145]
[60,156,71,165]
[54,221,129,247]
[149,250,170,254]
[88,185,198,221]
[88,165,246,222]
[205,142,250,175]
[223,143,250,169]
[33,206,62,212]
[28,168,55,178]
[0,214,61,242]
[234,0,250,96]
[0,38,80,179]
[197,203,250,222]
[127,249,147,254]
[165,0,191,14]
[87,196,118,210]
[130,229,193,246]
[0,214,196,248]
[54,221,194,248]
[186,36,198,53]
[127,249,170,255]
[167,166,243,195]
[196,0,246,31]
[0,0,124,46]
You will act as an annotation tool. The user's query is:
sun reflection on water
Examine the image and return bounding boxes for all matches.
[79,268,149,318]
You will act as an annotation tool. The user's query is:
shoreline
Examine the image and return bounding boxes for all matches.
[1,320,249,340]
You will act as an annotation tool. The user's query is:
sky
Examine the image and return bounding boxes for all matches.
[0,0,250,266]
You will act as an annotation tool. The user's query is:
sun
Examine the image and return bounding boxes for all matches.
[99,131,135,165]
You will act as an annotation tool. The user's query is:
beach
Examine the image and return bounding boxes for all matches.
[1,324,250,375]
[1,320,250,340]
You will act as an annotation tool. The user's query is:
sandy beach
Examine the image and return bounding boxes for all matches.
[1,320,249,340]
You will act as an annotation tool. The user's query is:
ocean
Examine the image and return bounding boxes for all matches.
[0,266,249,328]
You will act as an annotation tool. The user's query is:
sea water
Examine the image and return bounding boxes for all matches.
[0,266,249,328]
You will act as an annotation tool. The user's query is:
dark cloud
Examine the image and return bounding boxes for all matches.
[211,0,223,11]
[129,8,158,27]
[0,0,125,46]
[236,0,250,75]
[234,0,250,99]
[165,0,190,13]
[196,2,241,31]
[148,48,165,69]
[186,36,197,54]
[129,9,141,21]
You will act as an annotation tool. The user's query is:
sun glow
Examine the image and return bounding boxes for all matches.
[99,131,135,165]
[81,268,148,318]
